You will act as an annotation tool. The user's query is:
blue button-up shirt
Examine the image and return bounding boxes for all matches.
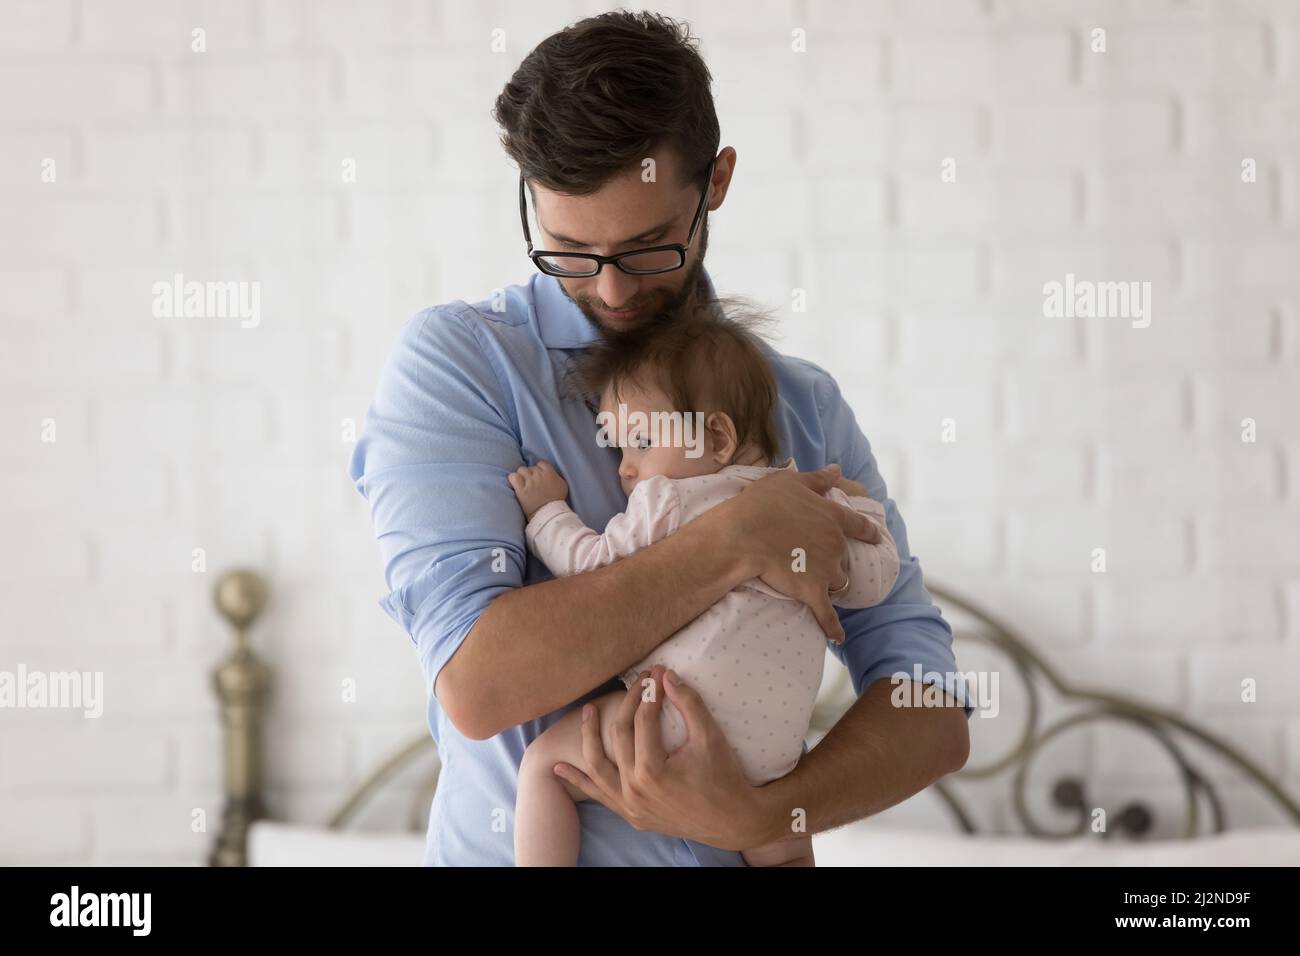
[349,269,968,866]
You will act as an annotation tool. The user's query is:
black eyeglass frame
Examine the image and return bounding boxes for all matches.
[518,159,716,277]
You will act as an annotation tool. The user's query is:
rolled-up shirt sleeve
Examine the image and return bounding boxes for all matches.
[348,306,524,700]
[816,374,975,719]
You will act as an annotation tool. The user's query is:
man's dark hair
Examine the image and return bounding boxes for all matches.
[493,10,720,194]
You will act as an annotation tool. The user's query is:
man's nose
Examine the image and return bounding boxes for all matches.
[595,267,638,309]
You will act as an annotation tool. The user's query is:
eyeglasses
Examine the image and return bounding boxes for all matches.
[519,159,715,278]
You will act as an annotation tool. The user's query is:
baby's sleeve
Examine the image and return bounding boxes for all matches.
[524,474,683,577]
[826,487,901,610]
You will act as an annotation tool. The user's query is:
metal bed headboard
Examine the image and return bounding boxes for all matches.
[206,570,1300,864]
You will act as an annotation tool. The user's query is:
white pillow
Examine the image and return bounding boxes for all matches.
[812,823,1300,866]
[247,821,425,867]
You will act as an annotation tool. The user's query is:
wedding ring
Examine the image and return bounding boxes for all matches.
[829,570,851,595]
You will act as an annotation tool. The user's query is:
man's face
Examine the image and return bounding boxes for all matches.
[528,149,732,336]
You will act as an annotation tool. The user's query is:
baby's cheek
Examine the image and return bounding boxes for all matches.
[647,447,689,479]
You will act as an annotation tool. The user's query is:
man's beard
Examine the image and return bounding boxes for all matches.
[559,217,712,345]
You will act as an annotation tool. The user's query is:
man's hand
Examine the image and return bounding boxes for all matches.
[552,665,768,852]
[508,459,569,519]
[728,465,881,644]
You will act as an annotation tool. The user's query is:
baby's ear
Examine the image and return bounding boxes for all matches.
[705,411,739,464]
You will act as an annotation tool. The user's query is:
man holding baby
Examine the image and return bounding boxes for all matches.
[350,10,971,866]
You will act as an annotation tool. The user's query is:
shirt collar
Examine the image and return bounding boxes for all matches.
[533,269,719,350]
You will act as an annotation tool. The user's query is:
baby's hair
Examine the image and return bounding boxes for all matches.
[566,294,782,465]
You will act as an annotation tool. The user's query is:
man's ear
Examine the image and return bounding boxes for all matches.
[705,412,739,465]
[707,146,737,211]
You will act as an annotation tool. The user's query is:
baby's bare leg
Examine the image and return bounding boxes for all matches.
[514,689,625,867]
[742,835,817,867]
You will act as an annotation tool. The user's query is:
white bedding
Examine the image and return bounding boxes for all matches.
[247,820,1300,866]
[811,824,1300,866]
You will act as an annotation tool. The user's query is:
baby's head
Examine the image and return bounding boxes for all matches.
[571,298,781,496]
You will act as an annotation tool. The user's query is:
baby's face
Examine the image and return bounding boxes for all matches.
[598,383,720,496]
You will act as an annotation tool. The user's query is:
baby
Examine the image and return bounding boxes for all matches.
[508,303,900,867]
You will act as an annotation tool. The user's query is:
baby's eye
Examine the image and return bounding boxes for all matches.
[632,434,653,450]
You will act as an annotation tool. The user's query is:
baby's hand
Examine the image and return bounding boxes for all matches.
[824,463,872,500]
[508,460,569,519]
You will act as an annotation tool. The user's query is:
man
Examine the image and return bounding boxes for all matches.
[350,10,971,866]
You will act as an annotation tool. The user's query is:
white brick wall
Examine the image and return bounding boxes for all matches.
[1,0,1297,863]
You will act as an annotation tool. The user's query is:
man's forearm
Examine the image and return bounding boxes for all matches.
[747,679,970,845]
[439,502,754,739]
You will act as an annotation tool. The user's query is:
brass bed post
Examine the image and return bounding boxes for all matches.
[209,569,271,867]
